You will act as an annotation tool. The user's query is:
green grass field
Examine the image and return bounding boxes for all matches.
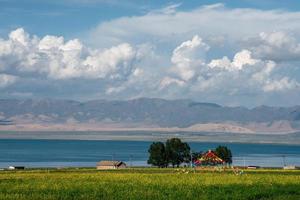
[0,168,299,200]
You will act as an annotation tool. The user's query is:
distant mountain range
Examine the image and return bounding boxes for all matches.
[0,98,300,133]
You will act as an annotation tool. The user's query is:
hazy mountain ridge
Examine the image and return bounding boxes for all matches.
[0,98,300,133]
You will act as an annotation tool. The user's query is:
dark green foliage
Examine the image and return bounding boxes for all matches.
[147,142,167,167]
[215,145,232,164]
[148,138,191,168]
[192,151,203,162]
[165,138,190,167]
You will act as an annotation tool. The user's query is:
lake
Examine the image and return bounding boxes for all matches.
[0,139,300,168]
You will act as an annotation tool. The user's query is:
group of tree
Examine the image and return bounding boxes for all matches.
[148,138,232,167]
[215,145,232,164]
[147,138,190,168]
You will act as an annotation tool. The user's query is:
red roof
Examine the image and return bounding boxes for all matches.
[194,150,224,165]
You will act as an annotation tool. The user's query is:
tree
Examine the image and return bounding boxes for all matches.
[215,145,232,164]
[192,151,203,162]
[165,138,190,167]
[147,142,167,167]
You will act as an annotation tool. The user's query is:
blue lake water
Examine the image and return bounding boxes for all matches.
[0,139,300,168]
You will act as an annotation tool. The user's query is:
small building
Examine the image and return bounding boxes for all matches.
[247,166,260,169]
[96,161,126,170]
[283,165,297,170]
[194,150,225,166]
[8,166,25,170]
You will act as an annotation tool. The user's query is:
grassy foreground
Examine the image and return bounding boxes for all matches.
[0,168,299,200]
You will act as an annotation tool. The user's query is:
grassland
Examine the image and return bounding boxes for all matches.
[0,168,299,200]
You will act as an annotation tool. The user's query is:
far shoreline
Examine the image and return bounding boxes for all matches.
[0,130,299,145]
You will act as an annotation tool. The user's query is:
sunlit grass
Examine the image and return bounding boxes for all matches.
[0,168,299,200]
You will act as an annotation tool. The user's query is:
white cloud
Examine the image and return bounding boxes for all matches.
[38,35,64,50]
[81,43,135,79]
[152,3,182,15]
[162,35,300,96]
[132,68,143,76]
[263,77,300,92]
[159,76,185,89]
[87,3,300,48]
[0,74,17,88]
[251,60,276,82]
[105,85,126,94]
[82,3,300,105]
[209,50,258,70]
[0,28,138,80]
[9,28,30,46]
[1,14,300,106]
[242,31,300,62]
[232,50,258,70]
[208,56,232,70]
[170,35,209,81]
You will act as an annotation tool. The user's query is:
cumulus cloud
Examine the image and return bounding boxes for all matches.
[0,28,138,80]
[170,35,209,81]
[209,50,258,70]
[263,77,300,92]
[1,9,300,106]
[207,50,299,93]
[83,3,300,105]
[245,31,300,62]
[160,35,300,97]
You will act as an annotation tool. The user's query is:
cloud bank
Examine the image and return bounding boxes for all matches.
[88,3,300,49]
[1,4,300,106]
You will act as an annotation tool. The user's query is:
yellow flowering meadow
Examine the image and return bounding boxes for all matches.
[0,168,299,200]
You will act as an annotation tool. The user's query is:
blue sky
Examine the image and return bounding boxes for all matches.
[1,0,300,37]
[1,0,300,106]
